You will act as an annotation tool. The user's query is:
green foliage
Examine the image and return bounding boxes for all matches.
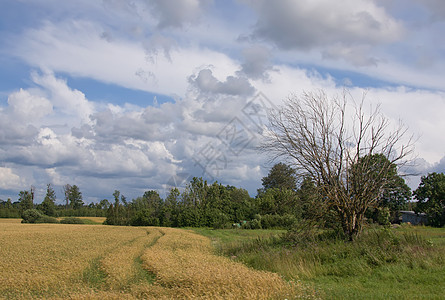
[357,154,411,223]
[261,162,297,191]
[39,184,57,216]
[60,217,85,224]
[21,209,60,223]
[414,172,445,227]
[376,206,391,227]
[21,209,44,223]
[104,190,129,226]
[18,190,33,212]
[103,179,262,228]
[130,209,160,226]
[200,226,445,299]
[256,188,301,217]
[242,214,298,229]
[0,199,20,218]
[64,184,84,210]
[35,215,59,223]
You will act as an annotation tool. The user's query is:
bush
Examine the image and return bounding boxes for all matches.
[242,217,262,229]
[262,214,298,229]
[242,214,298,229]
[35,215,59,224]
[21,209,44,223]
[60,217,85,224]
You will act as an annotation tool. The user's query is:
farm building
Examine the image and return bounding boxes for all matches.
[399,211,428,225]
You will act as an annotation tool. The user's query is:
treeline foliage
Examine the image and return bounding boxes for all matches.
[413,172,445,227]
[103,160,415,229]
[0,183,107,219]
[2,162,444,229]
[104,177,302,229]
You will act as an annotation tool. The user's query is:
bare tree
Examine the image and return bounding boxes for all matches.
[261,90,414,240]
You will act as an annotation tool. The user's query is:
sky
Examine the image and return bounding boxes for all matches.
[1,0,445,204]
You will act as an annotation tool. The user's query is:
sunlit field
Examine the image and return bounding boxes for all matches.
[0,219,310,299]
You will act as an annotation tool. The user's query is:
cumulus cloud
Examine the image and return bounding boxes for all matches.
[7,89,53,122]
[149,0,211,29]
[31,71,94,124]
[0,89,50,146]
[0,167,24,191]
[246,0,404,65]
[239,45,274,79]
[189,68,255,96]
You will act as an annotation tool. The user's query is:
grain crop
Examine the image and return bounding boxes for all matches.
[0,220,149,298]
[100,228,162,290]
[141,227,304,299]
[0,220,308,299]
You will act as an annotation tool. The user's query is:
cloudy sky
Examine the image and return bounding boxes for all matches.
[1,0,444,203]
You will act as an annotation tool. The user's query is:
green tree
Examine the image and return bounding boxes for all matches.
[162,188,180,227]
[104,190,128,225]
[64,184,84,209]
[99,199,111,210]
[353,154,411,223]
[413,172,445,227]
[18,190,33,212]
[131,190,163,226]
[296,177,325,220]
[261,163,297,191]
[256,188,301,217]
[5,198,13,209]
[40,184,57,216]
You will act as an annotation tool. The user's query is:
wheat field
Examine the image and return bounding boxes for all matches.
[0,219,308,299]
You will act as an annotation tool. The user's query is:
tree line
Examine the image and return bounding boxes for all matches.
[0,184,108,219]
[1,161,443,229]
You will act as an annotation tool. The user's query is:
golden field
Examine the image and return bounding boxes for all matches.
[0,219,308,299]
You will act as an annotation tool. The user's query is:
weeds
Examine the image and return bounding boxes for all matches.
[199,225,445,299]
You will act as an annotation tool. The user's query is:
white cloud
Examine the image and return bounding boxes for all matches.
[7,89,53,122]
[14,20,241,98]
[365,87,445,163]
[31,71,94,124]
[0,167,24,191]
[189,68,255,96]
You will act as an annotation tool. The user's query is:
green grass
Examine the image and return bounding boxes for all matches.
[82,257,108,288]
[192,228,285,244]
[195,225,445,299]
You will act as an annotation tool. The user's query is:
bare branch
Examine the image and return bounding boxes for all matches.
[260,90,414,240]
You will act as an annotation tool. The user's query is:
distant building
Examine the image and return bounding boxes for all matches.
[399,211,428,225]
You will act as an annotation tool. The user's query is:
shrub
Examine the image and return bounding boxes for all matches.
[21,209,44,223]
[243,218,262,229]
[261,214,298,229]
[60,217,85,224]
[35,215,59,224]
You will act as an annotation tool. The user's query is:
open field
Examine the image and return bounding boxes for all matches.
[0,219,309,299]
[196,225,445,299]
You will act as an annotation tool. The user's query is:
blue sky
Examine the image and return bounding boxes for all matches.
[1,0,445,203]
